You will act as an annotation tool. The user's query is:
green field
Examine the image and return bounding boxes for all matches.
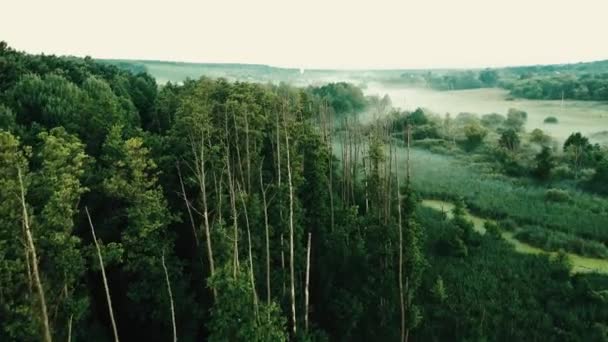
[398,147,608,244]
[421,199,608,274]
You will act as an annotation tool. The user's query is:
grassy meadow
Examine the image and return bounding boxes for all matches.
[364,84,608,143]
[399,147,608,244]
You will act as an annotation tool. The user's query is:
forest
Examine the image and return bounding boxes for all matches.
[1,41,608,342]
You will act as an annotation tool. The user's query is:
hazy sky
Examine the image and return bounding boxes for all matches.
[3,0,608,69]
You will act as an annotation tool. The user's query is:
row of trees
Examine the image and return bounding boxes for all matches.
[395,70,499,90]
[506,73,608,101]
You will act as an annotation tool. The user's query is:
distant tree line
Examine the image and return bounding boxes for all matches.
[505,73,608,101]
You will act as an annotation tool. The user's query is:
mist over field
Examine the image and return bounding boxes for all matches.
[363,84,608,143]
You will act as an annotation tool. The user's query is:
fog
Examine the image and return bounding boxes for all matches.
[363,83,608,143]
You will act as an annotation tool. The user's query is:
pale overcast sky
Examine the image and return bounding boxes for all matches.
[2,0,608,69]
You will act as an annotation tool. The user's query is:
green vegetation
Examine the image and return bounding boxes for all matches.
[403,148,608,244]
[1,43,427,341]
[515,225,608,259]
[416,206,608,341]
[309,82,368,115]
[2,42,608,342]
[508,74,608,101]
[544,116,559,123]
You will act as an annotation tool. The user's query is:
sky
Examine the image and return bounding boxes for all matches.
[2,0,608,70]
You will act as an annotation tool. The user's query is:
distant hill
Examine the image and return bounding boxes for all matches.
[97,59,302,84]
[97,57,608,88]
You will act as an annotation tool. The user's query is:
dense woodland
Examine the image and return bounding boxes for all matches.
[1,42,608,341]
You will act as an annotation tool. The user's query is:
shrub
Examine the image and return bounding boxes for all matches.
[530,128,551,146]
[484,221,502,238]
[499,218,517,231]
[544,188,571,203]
[515,225,608,259]
[552,165,574,179]
[481,113,506,129]
[463,123,488,151]
[544,116,559,124]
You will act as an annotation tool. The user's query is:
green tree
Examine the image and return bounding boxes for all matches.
[208,266,287,342]
[588,155,608,194]
[530,128,551,146]
[430,276,447,303]
[102,126,184,335]
[504,108,527,132]
[34,128,90,340]
[479,69,498,87]
[463,123,487,151]
[534,146,555,180]
[0,104,16,131]
[0,131,39,340]
[401,189,425,341]
[498,129,520,151]
[81,76,139,153]
[563,132,591,179]
[9,74,84,132]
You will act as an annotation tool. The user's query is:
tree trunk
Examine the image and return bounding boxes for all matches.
[197,131,216,289]
[85,207,119,342]
[18,168,52,342]
[232,107,247,189]
[161,251,177,342]
[407,125,412,186]
[284,114,297,336]
[363,157,369,214]
[67,314,73,342]
[259,164,272,306]
[304,232,312,332]
[244,109,252,193]
[225,109,240,277]
[396,153,405,342]
[280,234,286,297]
[327,105,335,232]
[176,162,199,247]
[21,220,33,294]
[237,183,259,319]
[405,277,410,342]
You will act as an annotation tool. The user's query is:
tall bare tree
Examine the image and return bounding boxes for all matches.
[259,162,272,305]
[284,110,297,336]
[191,129,216,285]
[18,167,52,342]
[225,109,240,277]
[161,251,177,342]
[86,207,119,342]
[237,182,259,319]
[395,152,405,342]
[304,232,312,332]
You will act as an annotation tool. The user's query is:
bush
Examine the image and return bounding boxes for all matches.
[484,221,502,238]
[499,218,517,231]
[481,113,506,129]
[552,165,574,179]
[463,123,488,151]
[544,116,559,124]
[544,188,571,203]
